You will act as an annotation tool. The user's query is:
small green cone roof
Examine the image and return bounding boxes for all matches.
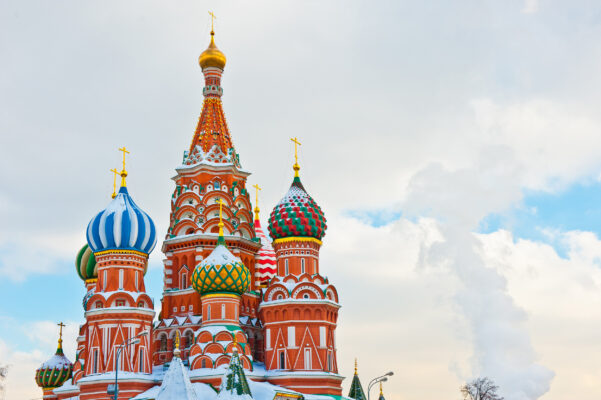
[217,349,252,400]
[348,372,367,400]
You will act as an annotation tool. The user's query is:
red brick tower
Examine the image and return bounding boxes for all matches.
[78,159,157,399]
[154,25,262,366]
[260,140,343,394]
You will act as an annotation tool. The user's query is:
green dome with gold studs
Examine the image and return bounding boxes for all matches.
[192,199,250,296]
[192,240,250,295]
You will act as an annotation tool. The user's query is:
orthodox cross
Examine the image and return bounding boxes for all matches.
[57,322,65,348]
[110,168,119,198]
[209,11,216,32]
[290,137,301,176]
[118,146,130,187]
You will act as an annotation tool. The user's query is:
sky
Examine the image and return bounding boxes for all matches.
[2,0,601,399]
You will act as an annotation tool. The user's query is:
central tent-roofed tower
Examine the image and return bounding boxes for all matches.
[154,25,263,366]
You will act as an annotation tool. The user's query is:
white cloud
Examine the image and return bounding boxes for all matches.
[522,0,539,14]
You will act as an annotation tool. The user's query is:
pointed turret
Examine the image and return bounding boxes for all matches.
[253,184,276,286]
[217,347,253,400]
[348,359,367,400]
[156,332,198,400]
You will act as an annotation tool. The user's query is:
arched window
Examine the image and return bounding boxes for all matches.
[160,335,167,351]
[95,301,103,309]
[279,351,285,369]
[185,331,194,348]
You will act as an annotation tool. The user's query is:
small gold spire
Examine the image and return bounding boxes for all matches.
[232,333,238,353]
[253,184,262,220]
[379,381,383,396]
[174,331,181,357]
[216,198,225,237]
[354,358,358,375]
[110,168,119,199]
[118,147,130,187]
[57,322,66,350]
[290,137,301,177]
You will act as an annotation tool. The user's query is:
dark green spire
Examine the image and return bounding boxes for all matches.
[218,348,252,398]
[348,359,366,400]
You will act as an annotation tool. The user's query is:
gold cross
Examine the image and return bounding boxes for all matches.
[110,168,119,198]
[175,331,180,351]
[216,198,225,236]
[58,322,66,349]
[118,147,130,187]
[253,184,262,220]
[208,11,216,32]
[290,137,301,177]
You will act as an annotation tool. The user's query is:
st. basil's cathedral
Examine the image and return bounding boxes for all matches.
[34,21,388,400]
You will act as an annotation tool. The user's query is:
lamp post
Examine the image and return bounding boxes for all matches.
[109,330,149,400]
[367,371,393,400]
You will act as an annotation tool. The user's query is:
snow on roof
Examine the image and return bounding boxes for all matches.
[132,383,218,400]
[155,356,198,400]
[201,244,243,267]
[194,324,241,338]
[39,353,72,369]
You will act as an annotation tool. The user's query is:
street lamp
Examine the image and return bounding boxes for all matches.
[367,371,393,400]
[108,330,149,400]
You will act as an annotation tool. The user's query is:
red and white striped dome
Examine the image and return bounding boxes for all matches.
[254,219,276,286]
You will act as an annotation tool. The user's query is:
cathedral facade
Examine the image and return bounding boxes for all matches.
[35,26,350,400]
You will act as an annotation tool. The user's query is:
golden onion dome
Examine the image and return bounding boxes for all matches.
[199,31,226,70]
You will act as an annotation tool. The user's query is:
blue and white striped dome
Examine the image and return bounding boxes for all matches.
[86,186,157,255]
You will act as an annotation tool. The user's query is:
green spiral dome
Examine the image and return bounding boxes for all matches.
[35,346,73,389]
[75,244,97,281]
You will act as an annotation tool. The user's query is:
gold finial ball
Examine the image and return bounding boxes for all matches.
[199,31,227,70]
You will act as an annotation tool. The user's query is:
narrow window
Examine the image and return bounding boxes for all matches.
[301,258,305,274]
[285,259,289,275]
[160,335,167,351]
[189,305,193,312]
[93,349,98,373]
[304,348,312,369]
[201,359,206,368]
[207,305,211,320]
[328,352,332,371]
[288,326,295,347]
[118,269,124,290]
[181,306,185,312]
[266,329,271,350]
[279,351,285,369]
[181,272,187,289]
[103,270,107,290]
[320,326,326,347]
[139,348,144,372]
[221,304,226,319]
